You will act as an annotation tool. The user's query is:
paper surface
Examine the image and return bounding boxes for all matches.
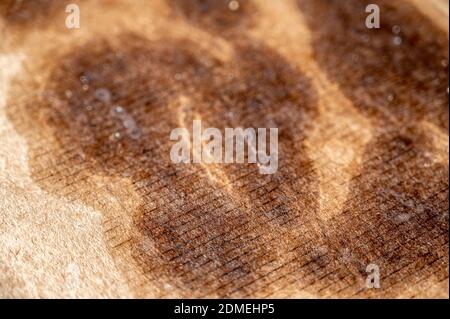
[0,0,448,298]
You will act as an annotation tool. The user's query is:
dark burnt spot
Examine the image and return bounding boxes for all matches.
[298,0,449,131]
[7,32,322,297]
[168,0,256,35]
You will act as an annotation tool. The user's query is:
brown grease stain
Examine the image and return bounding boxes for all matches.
[296,0,449,296]
[4,0,449,297]
[6,29,324,297]
[168,0,256,36]
[298,0,449,131]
